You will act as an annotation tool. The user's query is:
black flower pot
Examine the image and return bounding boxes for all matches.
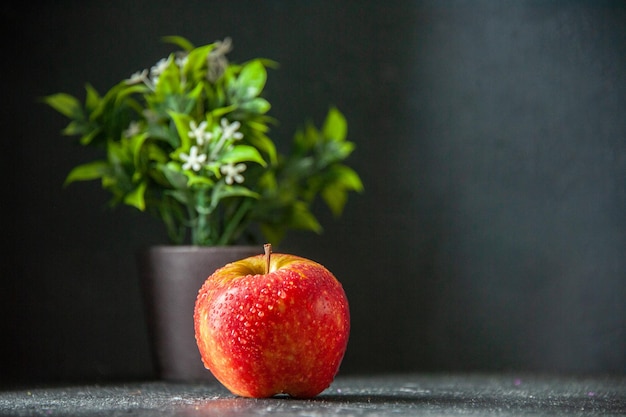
[137,245,260,381]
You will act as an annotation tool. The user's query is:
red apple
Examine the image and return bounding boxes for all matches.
[194,244,350,398]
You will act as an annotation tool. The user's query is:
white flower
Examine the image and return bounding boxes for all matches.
[220,118,243,141]
[207,38,232,82]
[150,57,171,84]
[188,120,213,145]
[123,121,142,138]
[209,119,244,161]
[175,53,188,69]
[180,146,207,172]
[142,109,159,123]
[125,69,148,85]
[220,163,247,185]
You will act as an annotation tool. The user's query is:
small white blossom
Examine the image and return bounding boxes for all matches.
[220,162,247,185]
[123,121,142,138]
[188,120,213,145]
[220,118,243,141]
[142,109,159,123]
[180,146,207,172]
[150,57,171,84]
[207,37,232,82]
[175,54,188,69]
[125,69,148,85]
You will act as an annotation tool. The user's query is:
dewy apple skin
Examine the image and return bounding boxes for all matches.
[194,244,350,398]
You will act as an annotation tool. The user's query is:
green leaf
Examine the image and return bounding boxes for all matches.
[289,201,322,232]
[79,127,102,145]
[147,123,179,148]
[129,132,149,171]
[320,141,356,166]
[245,132,277,165]
[167,112,192,152]
[42,93,82,118]
[246,134,278,166]
[145,142,169,163]
[84,84,101,111]
[185,83,205,111]
[187,173,215,187]
[162,35,195,52]
[321,184,347,217]
[234,60,267,100]
[165,189,192,207]
[210,104,237,119]
[247,119,271,133]
[257,170,277,192]
[331,164,364,191]
[107,137,132,166]
[64,161,109,185]
[115,84,149,105]
[220,145,267,166]
[124,181,147,210]
[320,165,363,216]
[323,107,347,142]
[238,97,271,115]
[61,120,86,136]
[154,57,181,96]
[292,124,319,153]
[184,44,213,78]
[159,162,188,189]
[89,81,125,121]
[210,183,259,211]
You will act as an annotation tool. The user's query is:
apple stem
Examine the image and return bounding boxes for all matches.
[264,243,272,274]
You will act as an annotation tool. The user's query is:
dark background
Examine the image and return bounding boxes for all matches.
[2,0,625,386]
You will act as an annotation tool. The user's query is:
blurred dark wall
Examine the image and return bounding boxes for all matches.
[2,0,625,385]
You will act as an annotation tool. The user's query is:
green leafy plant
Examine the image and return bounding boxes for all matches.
[43,36,362,246]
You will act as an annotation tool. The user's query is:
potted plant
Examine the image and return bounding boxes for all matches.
[43,36,362,381]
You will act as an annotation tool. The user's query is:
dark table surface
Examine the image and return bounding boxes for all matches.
[1,373,624,416]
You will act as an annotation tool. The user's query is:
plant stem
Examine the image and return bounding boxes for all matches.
[217,198,253,246]
[264,243,272,274]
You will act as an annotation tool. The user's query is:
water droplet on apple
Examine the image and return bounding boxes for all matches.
[258,311,264,317]
[277,290,286,299]
[267,305,274,311]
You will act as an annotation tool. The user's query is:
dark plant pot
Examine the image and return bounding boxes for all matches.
[137,245,261,382]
